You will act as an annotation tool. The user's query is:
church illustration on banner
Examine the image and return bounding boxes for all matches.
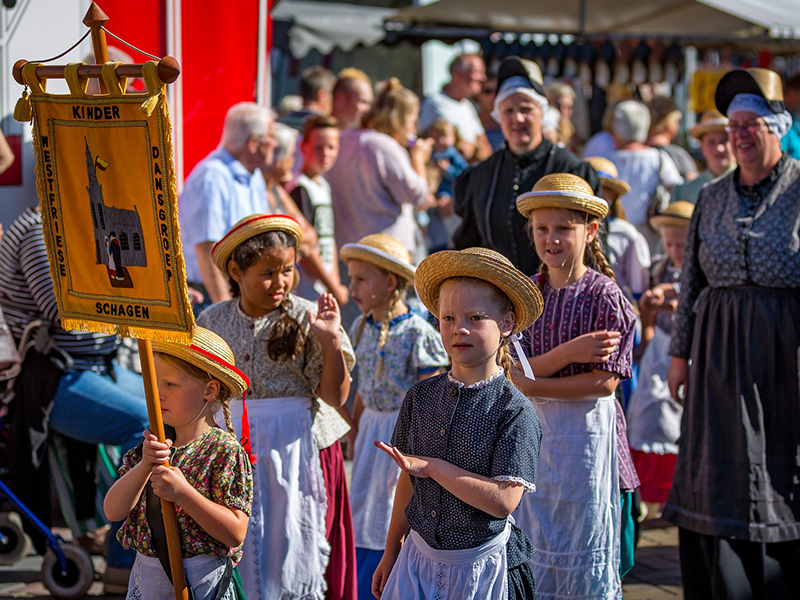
[84,139,147,287]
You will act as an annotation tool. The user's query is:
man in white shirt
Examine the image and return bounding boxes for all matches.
[419,54,493,163]
[179,103,277,308]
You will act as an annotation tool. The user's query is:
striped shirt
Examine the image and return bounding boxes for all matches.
[0,208,119,370]
[524,268,639,491]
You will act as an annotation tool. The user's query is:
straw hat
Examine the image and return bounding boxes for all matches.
[715,68,786,116]
[152,327,249,397]
[414,247,543,334]
[689,109,729,140]
[584,157,630,198]
[211,214,303,288]
[340,234,415,282]
[649,201,695,230]
[516,173,609,219]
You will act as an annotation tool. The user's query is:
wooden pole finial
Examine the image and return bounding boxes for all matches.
[82,2,109,27]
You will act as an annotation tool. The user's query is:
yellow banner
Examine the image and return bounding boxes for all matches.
[24,62,194,342]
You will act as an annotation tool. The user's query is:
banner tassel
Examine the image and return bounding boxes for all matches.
[14,88,32,123]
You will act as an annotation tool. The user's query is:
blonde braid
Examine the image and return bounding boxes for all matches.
[497,340,514,381]
[376,287,403,376]
[588,237,616,280]
[537,262,550,293]
[353,312,368,349]
[221,401,234,435]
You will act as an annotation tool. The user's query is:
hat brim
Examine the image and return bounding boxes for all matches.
[516,191,609,219]
[715,70,786,116]
[649,214,691,230]
[414,249,543,334]
[211,216,303,273]
[497,57,546,97]
[212,215,303,291]
[340,244,415,282]
[689,120,728,139]
[600,177,630,198]
[151,340,249,397]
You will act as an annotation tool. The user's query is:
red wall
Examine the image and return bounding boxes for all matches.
[91,1,262,179]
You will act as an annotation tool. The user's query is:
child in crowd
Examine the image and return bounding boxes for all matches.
[585,156,651,305]
[373,247,544,600]
[626,201,693,520]
[104,327,253,600]
[197,214,357,600]
[513,173,636,599]
[339,233,448,600]
[424,119,468,253]
[289,115,349,303]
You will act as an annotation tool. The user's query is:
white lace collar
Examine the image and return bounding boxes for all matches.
[447,369,505,390]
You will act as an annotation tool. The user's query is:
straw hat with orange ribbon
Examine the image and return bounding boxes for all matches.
[152,326,249,397]
[340,234,415,283]
[211,214,303,289]
[649,201,695,230]
[516,172,609,220]
[584,156,631,198]
[414,247,543,334]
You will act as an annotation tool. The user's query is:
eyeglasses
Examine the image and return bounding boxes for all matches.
[555,102,574,111]
[725,120,766,134]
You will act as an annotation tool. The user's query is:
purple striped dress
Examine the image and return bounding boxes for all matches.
[524,268,639,491]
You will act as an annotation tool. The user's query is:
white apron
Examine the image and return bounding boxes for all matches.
[380,518,513,600]
[230,397,330,600]
[626,326,682,454]
[350,407,402,551]
[515,395,622,600]
[127,553,234,600]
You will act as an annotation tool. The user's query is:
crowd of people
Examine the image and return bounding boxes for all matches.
[0,50,798,600]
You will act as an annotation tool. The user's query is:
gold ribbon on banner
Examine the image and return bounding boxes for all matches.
[23,60,194,342]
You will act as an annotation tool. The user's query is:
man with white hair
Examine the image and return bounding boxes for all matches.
[179,102,277,308]
[452,56,599,275]
[419,54,493,163]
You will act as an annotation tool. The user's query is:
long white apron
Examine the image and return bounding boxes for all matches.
[127,553,234,600]
[380,518,513,600]
[350,407,402,551]
[514,395,622,600]
[626,326,682,454]
[230,397,330,600]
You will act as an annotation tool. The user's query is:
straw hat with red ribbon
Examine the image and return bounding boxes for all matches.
[211,214,303,289]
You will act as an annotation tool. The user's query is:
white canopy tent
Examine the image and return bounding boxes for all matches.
[389,0,800,43]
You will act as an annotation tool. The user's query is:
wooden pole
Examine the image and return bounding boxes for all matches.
[138,339,190,600]
[80,3,189,599]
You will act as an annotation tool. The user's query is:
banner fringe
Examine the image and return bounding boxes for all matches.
[60,318,192,344]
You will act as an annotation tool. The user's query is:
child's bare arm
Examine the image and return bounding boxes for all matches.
[373,472,413,599]
[375,442,524,519]
[104,431,171,522]
[311,293,351,407]
[515,369,620,400]
[149,465,248,548]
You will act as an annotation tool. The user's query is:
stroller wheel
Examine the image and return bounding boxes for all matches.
[0,512,32,565]
[41,543,95,600]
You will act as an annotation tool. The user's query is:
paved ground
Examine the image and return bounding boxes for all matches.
[0,521,684,599]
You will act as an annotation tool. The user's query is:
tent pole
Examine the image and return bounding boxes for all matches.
[578,0,586,38]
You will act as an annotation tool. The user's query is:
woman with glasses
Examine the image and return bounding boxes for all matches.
[665,67,800,600]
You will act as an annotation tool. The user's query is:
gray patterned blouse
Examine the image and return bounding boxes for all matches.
[670,155,800,359]
[197,295,356,449]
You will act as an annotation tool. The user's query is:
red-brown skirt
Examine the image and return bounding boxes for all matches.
[319,442,358,600]
[630,448,677,504]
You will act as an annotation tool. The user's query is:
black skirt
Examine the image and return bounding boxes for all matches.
[664,285,800,543]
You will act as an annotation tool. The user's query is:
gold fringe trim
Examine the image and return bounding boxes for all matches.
[61,318,193,344]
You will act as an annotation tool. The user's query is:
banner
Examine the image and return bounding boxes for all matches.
[21,61,194,342]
